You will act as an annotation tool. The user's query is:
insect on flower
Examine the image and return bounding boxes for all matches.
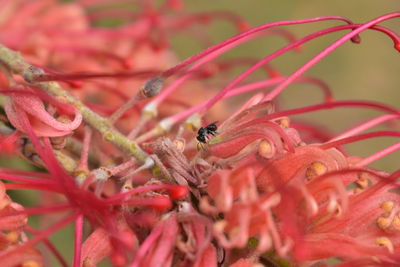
[196,122,218,144]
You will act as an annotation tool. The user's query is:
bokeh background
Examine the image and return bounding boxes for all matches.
[177,0,399,172]
[0,0,399,266]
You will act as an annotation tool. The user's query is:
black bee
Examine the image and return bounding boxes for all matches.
[196,122,218,144]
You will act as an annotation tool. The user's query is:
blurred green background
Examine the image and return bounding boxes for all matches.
[177,0,400,172]
[0,0,399,266]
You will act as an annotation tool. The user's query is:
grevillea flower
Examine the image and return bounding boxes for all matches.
[0,179,44,266]
[0,0,399,266]
[3,86,82,137]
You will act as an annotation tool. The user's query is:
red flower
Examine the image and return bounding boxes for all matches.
[0,0,399,266]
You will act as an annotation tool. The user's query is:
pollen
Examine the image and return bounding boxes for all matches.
[5,231,18,243]
[353,187,364,194]
[377,216,392,229]
[305,161,327,180]
[375,237,394,253]
[355,173,369,189]
[381,201,394,212]
[214,220,227,233]
[376,202,400,233]
[277,118,290,128]
[21,260,40,267]
[83,258,92,267]
[0,198,8,210]
[258,139,274,159]
[378,214,400,233]
[393,214,400,228]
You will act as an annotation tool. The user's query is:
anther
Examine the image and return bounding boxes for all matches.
[377,216,392,229]
[355,172,369,189]
[22,260,40,267]
[83,258,92,267]
[214,220,227,234]
[376,202,400,233]
[305,161,327,180]
[277,117,290,128]
[258,139,274,159]
[375,237,394,253]
[353,187,364,194]
[355,179,368,189]
[381,201,394,212]
[392,214,400,228]
[5,231,19,243]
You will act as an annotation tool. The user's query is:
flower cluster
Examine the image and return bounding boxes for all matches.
[0,0,399,266]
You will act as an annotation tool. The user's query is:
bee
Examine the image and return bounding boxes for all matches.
[196,122,218,144]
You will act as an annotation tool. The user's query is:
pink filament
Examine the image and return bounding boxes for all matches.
[331,114,400,141]
[264,100,399,121]
[0,173,57,185]
[4,183,63,193]
[150,29,296,107]
[129,222,163,267]
[355,142,400,167]
[1,204,72,217]
[73,215,84,267]
[263,12,400,101]
[320,131,400,149]
[106,184,186,204]
[167,22,397,125]
[76,127,92,172]
[0,212,78,261]
[162,16,357,77]
[168,75,331,125]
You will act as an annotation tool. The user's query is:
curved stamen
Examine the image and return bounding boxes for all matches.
[73,215,84,267]
[320,131,400,150]
[156,23,397,131]
[331,114,400,141]
[355,142,400,167]
[263,12,400,101]
[161,16,358,78]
